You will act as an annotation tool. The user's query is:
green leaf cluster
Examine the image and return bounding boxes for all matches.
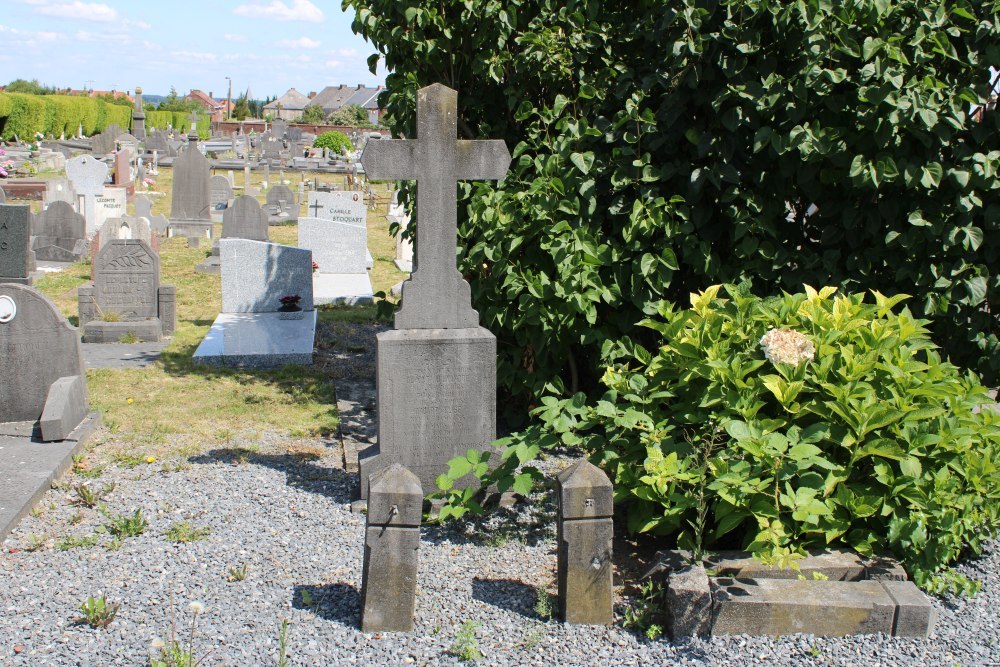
[312,130,353,154]
[344,0,1000,415]
[538,284,999,594]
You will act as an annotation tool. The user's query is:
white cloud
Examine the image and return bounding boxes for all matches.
[324,60,342,69]
[276,37,319,49]
[224,33,248,43]
[334,47,357,57]
[233,0,324,22]
[0,23,61,46]
[174,51,219,64]
[38,1,118,22]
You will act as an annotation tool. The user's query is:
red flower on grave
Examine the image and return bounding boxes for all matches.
[280,295,302,305]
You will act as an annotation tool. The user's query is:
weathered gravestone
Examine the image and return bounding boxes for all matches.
[0,205,36,285]
[193,239,315,368]
[31,201,87,262]
[65,154,109,233]
[0,284,90,441]
[357,83,511,499]
[168,146,213,244]
[210,175,233,221]
[132,86,146,141]
[265,185,298,224]
[43,179,76,209]
[196,195,269,274]
[92,215,155,258]
[78,239,175,343]
[91,124,123,156]
[134,194,168,235]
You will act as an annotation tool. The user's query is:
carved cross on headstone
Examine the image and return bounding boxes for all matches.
[309,200,324,217]
[360,83,511,329]
[187,112,199,134]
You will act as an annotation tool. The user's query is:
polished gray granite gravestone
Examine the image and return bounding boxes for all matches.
[168,146,213,243]
[0,283,100,542]
[298,217,373,305]
[357,83,511,499]
[0,204,37,285]
[193,239,316,368]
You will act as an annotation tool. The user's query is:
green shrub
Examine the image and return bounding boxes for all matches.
[313,130,352,155]
[436,285,1000,595]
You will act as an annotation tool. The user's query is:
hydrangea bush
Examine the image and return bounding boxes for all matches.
[435,284,1000,595]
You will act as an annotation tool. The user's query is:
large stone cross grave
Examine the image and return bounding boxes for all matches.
[357,83,510,500]
[360,83,510,330]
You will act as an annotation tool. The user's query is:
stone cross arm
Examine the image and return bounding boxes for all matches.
[360,139,510,182]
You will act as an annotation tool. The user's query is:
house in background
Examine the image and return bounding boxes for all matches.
[263,88,311,121]
[312,84,383,123]
[186,89,232,121]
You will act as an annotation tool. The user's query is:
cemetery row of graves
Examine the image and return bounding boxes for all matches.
[0,80,996,662]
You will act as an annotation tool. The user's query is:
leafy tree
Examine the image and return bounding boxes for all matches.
[94,92,132,107]
[327,103,373,127]
[157,86,201,113]
[5,79,55,95]
[313,130,353,154]
[298,103,326,124]
[232,93,251,121]
[345,0,1000,416]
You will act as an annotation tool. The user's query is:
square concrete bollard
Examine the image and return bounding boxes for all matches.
[556,459,614,625]
[360,464,422,633]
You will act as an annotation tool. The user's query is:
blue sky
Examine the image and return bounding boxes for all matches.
[0,0,385,99]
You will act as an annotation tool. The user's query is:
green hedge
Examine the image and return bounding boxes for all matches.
[145,110,197,132]
[0,93,132,140]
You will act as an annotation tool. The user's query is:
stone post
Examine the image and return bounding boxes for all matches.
[556,459,614,625]
[360,464,422,632]
[78,285,97,328]
[158,285,176,336]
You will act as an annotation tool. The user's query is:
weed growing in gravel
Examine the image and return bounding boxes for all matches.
[448,621,483,662]
[103,508,147,539]
[227,564,249,582]
[534,586,554,622]
[25,533,49,552]
[111,451,149,468]
[73,482,116,508]
[164,521,211,544]
[70,511,85,525]
[299,589,321,614]
[149,600,209,667]
[57,535,99,551]
[76,595,119,629]
[277,619,292,667]
[622,580,664,640]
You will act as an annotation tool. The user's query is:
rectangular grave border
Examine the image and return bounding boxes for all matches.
[646,549,935,639]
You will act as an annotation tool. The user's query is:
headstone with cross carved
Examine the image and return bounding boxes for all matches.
[356,83,511,500]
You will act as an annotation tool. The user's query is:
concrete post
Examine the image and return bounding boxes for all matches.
[360,464,422,632]
[556,459,614,625]
[158,285,176,337]
[78,285,96,328]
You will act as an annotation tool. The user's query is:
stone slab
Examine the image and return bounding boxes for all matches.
[360,525,419,632]
[706,549,867,582]
[665,564,713,638]
[221,239,313,313]
[82,319,164,344]
[0,413,101,544]
[81,342,167,369]
[192,311,316,368]
[1,205,35,281]
[40,374,89,441]
[711,578,896,637]
[359,326,496,499]
[882,580,936,638]
[313,272,374,306]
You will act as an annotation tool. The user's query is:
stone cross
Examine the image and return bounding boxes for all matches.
[187,112,199,134]
[360,83,510,329]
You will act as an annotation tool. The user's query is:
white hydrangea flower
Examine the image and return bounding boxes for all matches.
[760,328,815,366]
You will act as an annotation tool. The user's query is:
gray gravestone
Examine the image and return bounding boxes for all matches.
[298,218,367,274]
[0,284,89,441]
[360,464,422,632]
[556,459,614,625]
[91,124,123,155]
[306,191,366,226]
[43,179,77,209]
[272,119,288,139]
[210,175,233,213]
[0,187,5,204]
[95,215,153,252]
[357,83,510,498]
[169,146,213,242]
[93,187,128,230]
[65,154,109,233]
[0,205,36,284]
[220,239,313,313]
[132,86,146,140]
[79,239,173,343]
[196,196,269,274]
[265,185,298,223]
[31,201,87,262]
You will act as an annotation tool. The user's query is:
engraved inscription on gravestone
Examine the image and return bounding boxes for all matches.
[93,240,159,319]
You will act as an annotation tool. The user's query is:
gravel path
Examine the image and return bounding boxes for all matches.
[1,434,997,667]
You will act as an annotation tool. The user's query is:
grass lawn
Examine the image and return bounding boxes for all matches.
[28,169,405,464]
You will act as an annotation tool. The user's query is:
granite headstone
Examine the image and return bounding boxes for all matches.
[220,239,313,313]
[31,201,87,262]
[0,204,36,284]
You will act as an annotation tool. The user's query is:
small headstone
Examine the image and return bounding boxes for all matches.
[43,179,77,209]
[65,154,109,233]
[168,146,213,242]
[195,196,268,274]
[31,201,87,262]
[0,205,36,284]
[93,187,128,230]
[0,284,89,441]
[265,185,297,223]
[78,239,174,343]
[220,239,313,313]
[210,175,233,215]
[556,459,614,625]
[298,219,367,274]
[91,124,123,155]
[360,464,422,633]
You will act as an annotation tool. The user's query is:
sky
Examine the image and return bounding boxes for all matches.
[0,0,386,100]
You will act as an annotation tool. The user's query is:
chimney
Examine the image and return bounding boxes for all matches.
[339,84,345,89]
[357,84,363,89]
[209,91,214,99]
[309,91,316,99]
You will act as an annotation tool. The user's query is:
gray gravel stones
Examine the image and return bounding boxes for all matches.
[1,438,997,666]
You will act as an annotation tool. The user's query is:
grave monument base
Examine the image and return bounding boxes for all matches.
[193,310,317,369]
[358,327,496,500]
[313,272,374,306]
[82,319,166,344]
[167,220,214,244]
[195,244,221,275]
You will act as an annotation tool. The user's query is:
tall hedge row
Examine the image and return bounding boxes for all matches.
[0,93,132,140]
[145,110,196,132]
